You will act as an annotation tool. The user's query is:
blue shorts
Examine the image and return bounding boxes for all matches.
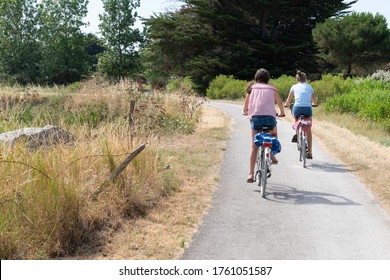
[292,106,312,119]
[250,116,277,130]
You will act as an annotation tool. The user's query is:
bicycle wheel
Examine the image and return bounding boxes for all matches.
[298,128,303,161]
[301,135,307,168]
[256,149,261,186]
[260,147,268,198]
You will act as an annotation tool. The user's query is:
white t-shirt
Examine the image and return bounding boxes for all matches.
[290,82,314,107]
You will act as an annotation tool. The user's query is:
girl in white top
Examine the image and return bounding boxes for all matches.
[284,71,317,159]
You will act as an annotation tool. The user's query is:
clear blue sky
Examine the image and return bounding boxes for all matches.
[83,0,390,34]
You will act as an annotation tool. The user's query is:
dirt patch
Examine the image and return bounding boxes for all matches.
[197,105,227,129]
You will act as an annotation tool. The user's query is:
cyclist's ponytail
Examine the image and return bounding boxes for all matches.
[296,70,307,82]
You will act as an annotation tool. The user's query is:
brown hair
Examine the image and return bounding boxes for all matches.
[296,70,307,82]
[254,68,270,84]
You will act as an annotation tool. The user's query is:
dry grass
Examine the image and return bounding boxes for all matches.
[0,78,205,259]
[71,106,231,259]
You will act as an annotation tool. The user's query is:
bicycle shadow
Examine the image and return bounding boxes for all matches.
[305,160,367,174]
[255,183,361,206]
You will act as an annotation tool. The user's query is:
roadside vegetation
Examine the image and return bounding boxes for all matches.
[0,78,204,259]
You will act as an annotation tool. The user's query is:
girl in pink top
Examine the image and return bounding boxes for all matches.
[243,68,285,183]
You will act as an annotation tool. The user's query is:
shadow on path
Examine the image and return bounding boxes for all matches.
[254,184,361,206]
[306,160,367,173]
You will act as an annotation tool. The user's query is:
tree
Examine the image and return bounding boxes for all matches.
[144,0,356,93]
[0,0,41,84]
[98,0,144,81]
[84,33,105,72]
[38,0,90,84]
[312,12,390,76]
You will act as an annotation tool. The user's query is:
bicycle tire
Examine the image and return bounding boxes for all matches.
[302,136,307,168]
[256,149,261,186]
[298,128,303,161]
[260,147,268,197]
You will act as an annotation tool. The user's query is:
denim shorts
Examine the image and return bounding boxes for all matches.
[292,106,312,119]
[250,115,277,130]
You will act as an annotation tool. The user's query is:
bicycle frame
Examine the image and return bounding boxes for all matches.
[255,129,273,198]
[294,117,311,168]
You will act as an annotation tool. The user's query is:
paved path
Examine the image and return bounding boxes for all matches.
[181,101,390,260]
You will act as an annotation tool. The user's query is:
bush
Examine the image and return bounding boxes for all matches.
[325,78,390,130]
[311,74,354,103]
[270,75,296,100]
[206,75,247,100]
[166,77,194,92]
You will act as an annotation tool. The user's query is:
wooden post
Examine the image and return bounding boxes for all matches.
[128,99,136,140]
[92,143,146,199]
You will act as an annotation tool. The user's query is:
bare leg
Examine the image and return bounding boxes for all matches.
[249,129,260,179]
[270,127,278,164]
[307,126,312,154]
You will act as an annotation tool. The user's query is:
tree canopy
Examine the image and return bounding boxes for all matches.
[313,12,390,76]
[144,0,356,92]
[98,0,144,81]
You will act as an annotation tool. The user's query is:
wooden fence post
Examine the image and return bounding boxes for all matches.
[129,99,136,140]
[92,143,146,199]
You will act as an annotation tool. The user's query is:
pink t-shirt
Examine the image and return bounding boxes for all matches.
[248,83,277,118]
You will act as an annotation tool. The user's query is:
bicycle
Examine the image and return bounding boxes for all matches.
[254,127,280,198]
[294,116,311,168]
[287,103,313,168]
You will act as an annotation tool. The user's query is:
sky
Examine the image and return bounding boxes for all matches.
[82,0,390,34]
[82,0,183,34]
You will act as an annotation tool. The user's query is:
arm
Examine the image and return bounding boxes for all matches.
[311,93,318,107]
[274,90,285,117]
[284,91,294,108]
[243,82,253,115]
[243,93,250,115]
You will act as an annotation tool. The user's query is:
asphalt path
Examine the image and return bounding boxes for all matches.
[181,101,390,260]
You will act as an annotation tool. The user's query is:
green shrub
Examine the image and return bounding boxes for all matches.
[311,74,354,103]
[325,78,390,130]
[270,75,296,100]
[166,77,194,92]
[206,75,247,100]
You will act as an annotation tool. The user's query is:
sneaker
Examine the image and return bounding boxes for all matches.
[291,134,297,143]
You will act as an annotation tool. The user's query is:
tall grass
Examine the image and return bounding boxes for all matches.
[0,78,202,259]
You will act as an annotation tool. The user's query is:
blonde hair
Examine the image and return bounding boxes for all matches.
[296,70,307,82]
